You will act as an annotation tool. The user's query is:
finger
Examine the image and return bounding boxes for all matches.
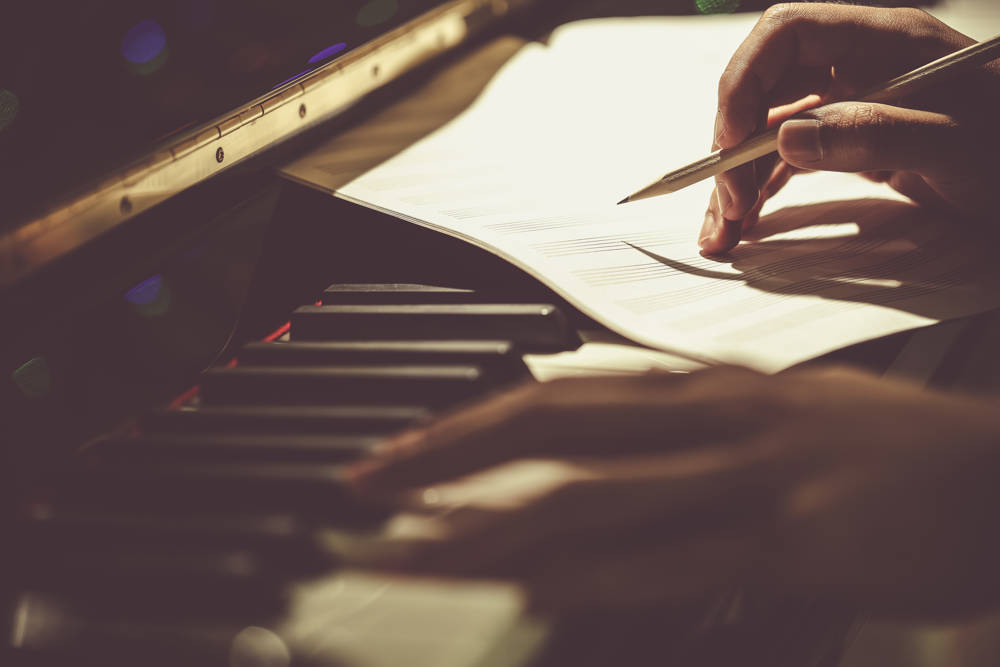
[526,529,766,612]
[712,100,762,235]
[737,152,779,233]
[698,187,742,255]
[357,441,786,578]
[716,158,759,223]
[767,94,823,128]
[742,159,799,234]
[768,70,832,112]
[729,95,816,235]
[860,170,893,183]
[707,96,819,248]
[777,102,963,177]
[351,369,775,492]
[885,171,950,210]
[717,5,967,151]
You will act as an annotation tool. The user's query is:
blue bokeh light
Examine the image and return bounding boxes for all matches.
[125,274,164,305]
[121,20,168,64]
[272,69,312,90]
[308,42,347,65]
[125,274,172,317]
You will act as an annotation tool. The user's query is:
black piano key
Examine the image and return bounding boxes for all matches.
[18,545,290,612]
[87,433,379,464]
[13,512,335,620]
[17,511,331,572]
[141,404,428,435]
[322,282,485,304]
[199,364,489,407]
[291,303,576,350]
[238,339,530,379]
[11,595,298,667]
[54,461,386,525]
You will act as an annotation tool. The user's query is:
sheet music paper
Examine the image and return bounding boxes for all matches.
[283,14,1000,372]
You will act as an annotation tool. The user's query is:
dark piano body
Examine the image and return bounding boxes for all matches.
[3,1,976,666]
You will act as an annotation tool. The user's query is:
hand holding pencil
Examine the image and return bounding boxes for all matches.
[638,4,1000,255]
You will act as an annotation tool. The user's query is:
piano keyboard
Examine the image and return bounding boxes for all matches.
[9,282,582,667]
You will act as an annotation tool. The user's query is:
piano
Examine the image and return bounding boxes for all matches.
[5,0,997,665]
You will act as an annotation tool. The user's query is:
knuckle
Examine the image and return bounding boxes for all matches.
[849,102,884,134]
[892,8,964,54]
[760,3,794,25]
[824,102,888,158]
[717,68,738,99]
[894,7,936,32]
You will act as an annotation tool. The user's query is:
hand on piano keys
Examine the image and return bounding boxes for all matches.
[350,364,1000,620]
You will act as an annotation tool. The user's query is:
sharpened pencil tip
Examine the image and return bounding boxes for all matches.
[617,196,630,205]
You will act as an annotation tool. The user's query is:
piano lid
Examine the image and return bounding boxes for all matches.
[0,0,540,290]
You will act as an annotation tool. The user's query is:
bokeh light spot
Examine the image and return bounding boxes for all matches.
[0,89,19,133]
[695,0,740,14]
[272,69,312,90]
[11,357,51,399]
[125,274,172,317]
[307,42,347,65]
[357,0,399,27]
[125,274,163,305]
[122,20,168,64]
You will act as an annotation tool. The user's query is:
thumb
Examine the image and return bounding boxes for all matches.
[777,102,960,176]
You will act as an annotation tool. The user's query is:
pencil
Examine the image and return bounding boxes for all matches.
[618,33,1000,205]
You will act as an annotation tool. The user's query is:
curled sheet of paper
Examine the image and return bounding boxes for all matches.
[284,14,1000,372]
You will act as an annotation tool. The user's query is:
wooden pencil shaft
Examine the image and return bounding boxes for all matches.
[862,34,1000,103]
[624,34,1000,203]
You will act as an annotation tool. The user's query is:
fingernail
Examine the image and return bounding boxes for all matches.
[698,209,718,248]
[714,108,728,148]
[780,119,823,164]
[715,185,733,219]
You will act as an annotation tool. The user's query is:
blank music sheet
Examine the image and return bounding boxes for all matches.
[284,14,1000,372]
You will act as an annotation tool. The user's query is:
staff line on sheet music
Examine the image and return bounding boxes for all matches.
[440,200,556,220]
[572,248,834,288]
[626,234,930,304]
[670,266,969,339]
[530,231,684,248]
[576,228,887,282]
[362,161,572,192]
[625,232,966,319]
[579,235,893,294]
[485,215,639,234]
[720,270,974,342]
[577,234,889,288]
[485,216,591,233]
[531,233,684,257]
[400,182,509,206]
